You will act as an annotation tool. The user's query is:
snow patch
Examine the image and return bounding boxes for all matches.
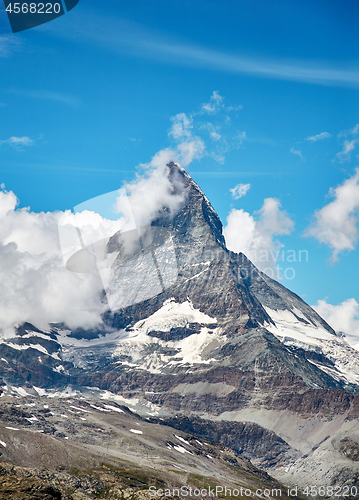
[103,404,124,413]
[264,307,334,346]
[1,341,61,360]
[70,405,90,413]
[173,327,222,364]
[90,404,111,412]
[12,387,31,397]
[131,298,216,335]
[53,365,66,374]
[175,435,190,445]
[173,445,191,454]
[26,416,38,422]
[21,331,55,341]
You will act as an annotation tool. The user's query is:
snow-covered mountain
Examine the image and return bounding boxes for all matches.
[1,162,359,489]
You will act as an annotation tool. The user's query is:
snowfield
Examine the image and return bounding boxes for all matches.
[265,307,359,385]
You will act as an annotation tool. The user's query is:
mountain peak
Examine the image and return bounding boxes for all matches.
[166,161,226,250]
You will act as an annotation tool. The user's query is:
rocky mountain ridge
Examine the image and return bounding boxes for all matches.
[0,162,359,492]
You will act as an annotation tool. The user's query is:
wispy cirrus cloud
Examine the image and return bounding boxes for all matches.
[46,13,359,89]
[5,88,80,107]
[306,132,332,142]
[154,42,359,88]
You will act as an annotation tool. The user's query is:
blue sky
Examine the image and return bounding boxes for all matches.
[0,0,359,314]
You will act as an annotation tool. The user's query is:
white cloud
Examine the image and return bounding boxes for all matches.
[336,123,359,161]
[338,123,359,138]
[199,123,221,141]
[336,138,359,162]
[0,187,123,335]
[0,148,194,335]
[208,152,225,163]
[0,189,17,218]
[176,138,205,166]
[201,91,224,114]
[169,113,193,140]
[234,131,246,146]
[207,130,246,164]
[230,183,250,199]
[312,298,359,350]
[167,112,205,167]
[223,198,295,276]
[118,95,244,231]
[226,105,243,112]
[290,147,304,160]
[0,136,33,148]
[305,169,359,261]
[0,93,248,334]
[167,94,245,165]
[306,132,332,142]
[257,198,295,235]
[210,131,221,141]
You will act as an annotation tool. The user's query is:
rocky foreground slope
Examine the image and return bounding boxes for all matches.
[0,395,303,500]
[0,163,359,493]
